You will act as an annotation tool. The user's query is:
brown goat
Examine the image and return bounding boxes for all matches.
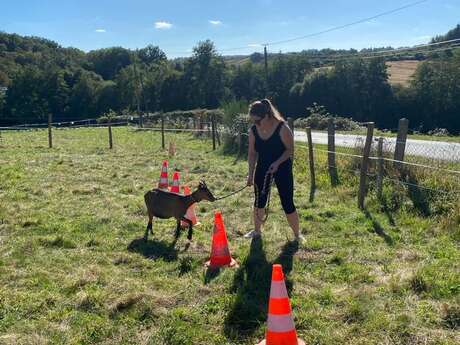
[144,180,215,241]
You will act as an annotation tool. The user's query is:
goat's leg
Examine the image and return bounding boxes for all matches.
[174,219,181,239]
[144,215,153,241]
[181,218,193,241]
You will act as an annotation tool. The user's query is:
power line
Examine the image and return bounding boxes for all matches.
[163,0,431,56]
[262,41,460,64]
[267,0,430,47]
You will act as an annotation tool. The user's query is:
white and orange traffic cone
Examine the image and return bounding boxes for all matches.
[256,264,305,345]
[158,160,169,190]
[205,212,238,268]
[181,186,199,228]
[169,171,181,194]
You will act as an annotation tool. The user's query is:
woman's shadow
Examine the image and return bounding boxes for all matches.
[223,237,298,341]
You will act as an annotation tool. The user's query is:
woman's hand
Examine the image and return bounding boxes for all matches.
[246,175,254,186]
[268,162,280,174]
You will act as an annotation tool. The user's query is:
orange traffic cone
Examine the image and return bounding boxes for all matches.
[169,171,181,194]
[205,212,238,268]
[181,186,199,228]
[158,160,169,190]
[257,264,305,345]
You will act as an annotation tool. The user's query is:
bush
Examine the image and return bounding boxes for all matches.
[294,103,361,131]
[222,113,250,155]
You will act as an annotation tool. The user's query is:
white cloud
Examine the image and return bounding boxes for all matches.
[209,20,222,25]
[95,29,106,33]
[155,21,173,30]
[248,43,262,48]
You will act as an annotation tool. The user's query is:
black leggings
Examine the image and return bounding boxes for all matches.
[254,159,296,214]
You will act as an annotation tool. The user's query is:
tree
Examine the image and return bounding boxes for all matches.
[86,47,132,80]
[138,45,167,65]
[4,67,49,123]
[183,40,226,108]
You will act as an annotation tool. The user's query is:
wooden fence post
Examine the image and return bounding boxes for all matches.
[211,115,216,150]
[48,113,53,148]
[358,122,375,209]
[394,118,409,168]
[376,137,384,200]
[161,115,165,149]
[215,116,221,146]
[306,127,316,202]
[327,118,338,185]
[108,119,113,149]
[237,129,243,159]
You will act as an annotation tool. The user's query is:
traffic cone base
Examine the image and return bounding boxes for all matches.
[205,257,239,268]
[256,338,306,345]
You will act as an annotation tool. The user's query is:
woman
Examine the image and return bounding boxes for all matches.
[245,99,303,241]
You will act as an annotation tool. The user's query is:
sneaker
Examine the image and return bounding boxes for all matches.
[294,234,306,244]
[243,230,261,239]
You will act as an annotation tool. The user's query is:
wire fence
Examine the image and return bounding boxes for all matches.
[299,120,460,214]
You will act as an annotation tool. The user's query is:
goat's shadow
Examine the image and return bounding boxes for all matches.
[223,238,298,341]
[128,237,179,262]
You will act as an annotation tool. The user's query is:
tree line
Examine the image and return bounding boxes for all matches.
[0,27,459,133]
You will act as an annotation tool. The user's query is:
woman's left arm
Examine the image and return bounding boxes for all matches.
[268,124,294,173]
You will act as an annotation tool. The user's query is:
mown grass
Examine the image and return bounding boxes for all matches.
[0,127,459,344]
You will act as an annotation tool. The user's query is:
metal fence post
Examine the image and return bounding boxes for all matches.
[48,113,53,149]
[306,127,316,202]
[161,114,165,149]
[327,118,338,186]
[358,122,375,209]
[211,115,216,151]
[108,119,113,149]
[376,137,384,200]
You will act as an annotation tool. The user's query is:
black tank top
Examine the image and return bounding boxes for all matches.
[251,122,286,167]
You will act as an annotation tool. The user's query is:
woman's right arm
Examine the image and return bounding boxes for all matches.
[247,129,257,186]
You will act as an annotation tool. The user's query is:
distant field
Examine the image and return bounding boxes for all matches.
[311,60,420,86]
[386,60,420,86]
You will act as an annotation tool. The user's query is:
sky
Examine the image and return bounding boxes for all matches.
[0,0,459,58]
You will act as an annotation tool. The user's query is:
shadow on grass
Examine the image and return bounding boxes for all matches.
[363,209,394,246]
[381,199,396,226]
[223,238,298,341]
[127,237,178,262]
[204,266,222,284]
[402,170,431,217]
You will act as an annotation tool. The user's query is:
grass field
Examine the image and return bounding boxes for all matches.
[0,127,459,345]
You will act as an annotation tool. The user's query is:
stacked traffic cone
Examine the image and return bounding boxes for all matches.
[257,264,305,345]
[169,171,181,194]
[158,160,169,190]
[181,186,199,228]
[205,212,238,268]
[168,141,176,157]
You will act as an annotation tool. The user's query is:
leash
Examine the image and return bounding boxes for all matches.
[254,171,274,223]
[214,185,249,201]
[212,171,273,223]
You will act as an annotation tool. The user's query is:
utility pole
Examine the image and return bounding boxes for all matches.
[263,44,269,94]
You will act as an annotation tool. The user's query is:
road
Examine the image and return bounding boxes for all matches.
[294,130,460,162]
